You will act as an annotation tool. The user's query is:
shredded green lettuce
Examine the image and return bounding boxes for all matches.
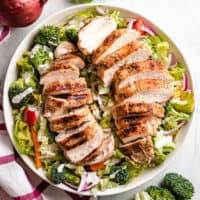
[171,90,194,114]
[14,120,34,156]
[168,63,186,80]
[145,35,170,63]
[110,10,127,28]
[162,103,190,130]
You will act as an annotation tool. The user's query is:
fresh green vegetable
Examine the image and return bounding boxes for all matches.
[162,173,194,200]
[110,10,127,28]
[134,191,153,200]
[73,0,93,4]
[99,178,118,191]
[100,114,111,128]
[30,44,53,74]
[168,63,186,80]
[34,25,65,49]
[14,119,34,156]
[162,103,190,130]
[76,9,99,20]
[8,78,33,109]
[47,162,80,185]
[145,35,170,63]
[66,28,78,43]
[98,86,110,95]
[110,165,129,185]
[171,90,194,114]
[147,186,175,200]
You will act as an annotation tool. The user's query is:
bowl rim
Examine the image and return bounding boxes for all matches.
[3,3,195,196]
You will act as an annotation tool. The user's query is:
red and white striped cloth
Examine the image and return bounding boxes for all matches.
[0,95,90,200]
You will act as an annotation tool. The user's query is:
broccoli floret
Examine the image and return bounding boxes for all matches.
[162,173,194,199]
[34,25,65,49]
[109,165,129,185]
[66,28,78,44]
[47,162,80,185]
[162,103,190,130]
[30,44,53,75]
[147,186,175,200]
[8,78,33,109]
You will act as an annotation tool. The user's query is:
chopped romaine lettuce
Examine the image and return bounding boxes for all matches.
[99,86,110,95]
[145,35,170,63]
[100,114,111,128]
[162,103,190,130]
[14,120,34,156]
[110,10,127,28]
[171,90,194,114]
[99,178,118,191]
[168,63,186,80]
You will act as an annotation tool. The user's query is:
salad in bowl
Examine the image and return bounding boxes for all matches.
[4,5,194,195]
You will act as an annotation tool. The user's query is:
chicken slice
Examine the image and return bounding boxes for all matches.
[43,78,87,95]
[78,16,117,55]
[54,41,78,59]
[120,136,154,164]
[64,124,103,163]
[44,90,93,120]
[113,60,168,88]
[112,102,165,119]
[98,41,151,86]
[117,117,161,144]
[123,88,174,104]
[93,29,140,64]
[49,106,91,132]
[115,115,161,130]
[116,78,172,102]
[55,119,95,145]
[40,64,79,86]
[58,121,97,150]
[79,134,115,165]
[53,54,85,69]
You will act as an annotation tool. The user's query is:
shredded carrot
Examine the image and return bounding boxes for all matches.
[90,162,106,171]
[30,127,41,169]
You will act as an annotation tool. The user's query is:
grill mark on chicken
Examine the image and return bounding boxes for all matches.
[113,102,165,119]
[43,78,87,95]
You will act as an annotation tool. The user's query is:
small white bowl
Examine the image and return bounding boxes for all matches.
[3,4,194,196]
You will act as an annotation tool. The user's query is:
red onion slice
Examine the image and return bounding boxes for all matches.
[160,122,185,136]
[0,26,10,43]
[78,172,88,192]
[141,24,156,36]
[183,73,189,91]
[126,19,136,29]
[96,6,106,15]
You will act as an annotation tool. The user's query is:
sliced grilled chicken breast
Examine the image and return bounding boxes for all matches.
[93,29,140,64]
[114,60,168,87]
[116,78,172,101]
[43,78,87,95]
[58,122,97,150]
[120,136,154,164]
[112,102,165,119]
[55,119,95,145]
[115,115,161,130]
[40,64,79,86]
[79,134,115,165]
[54,41,77,59]
[44,90,93,120]
[49,106,91,132]
[64,125,103,163]
[53,54,85,69]
[98,41,151,86]
[117,117,161,143]
[123,88,174,104]
[78,16,117,55]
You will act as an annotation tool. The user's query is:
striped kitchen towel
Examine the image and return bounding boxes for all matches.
[0,95,91,200]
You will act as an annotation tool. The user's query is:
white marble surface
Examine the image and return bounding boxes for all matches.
[0,0,200,199]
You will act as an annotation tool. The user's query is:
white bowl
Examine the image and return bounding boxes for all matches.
[3,4,194,196]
